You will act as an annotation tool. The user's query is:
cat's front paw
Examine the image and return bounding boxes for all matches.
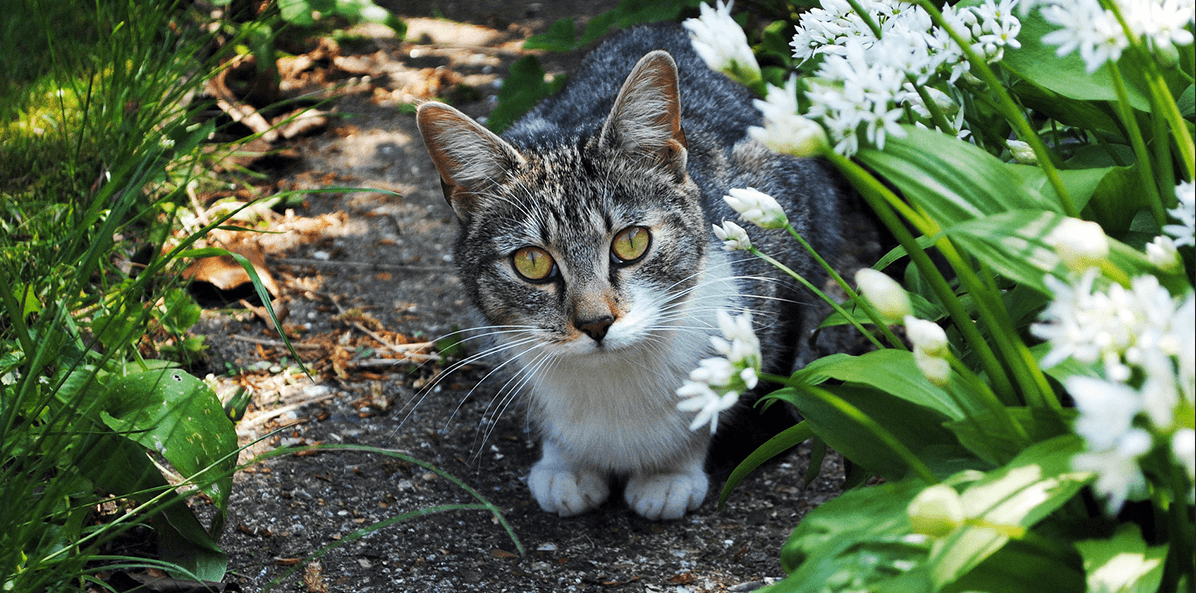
[624,469,708,520]
[528,462,610,517]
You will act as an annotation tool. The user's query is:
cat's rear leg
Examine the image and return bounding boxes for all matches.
[624,451,708,520]
[528,439,610,516]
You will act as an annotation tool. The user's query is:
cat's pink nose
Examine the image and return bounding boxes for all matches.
[576,316,614,342]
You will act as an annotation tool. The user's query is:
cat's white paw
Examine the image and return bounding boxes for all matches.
[624,469,708,520]
[528,461,610,517]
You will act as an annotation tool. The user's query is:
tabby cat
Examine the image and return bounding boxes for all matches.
[415,23,846,520]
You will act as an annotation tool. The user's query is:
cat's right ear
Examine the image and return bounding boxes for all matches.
[416,102,525,220]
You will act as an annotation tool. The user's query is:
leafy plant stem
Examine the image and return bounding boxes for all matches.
[750,247,888,350]
[783,224,906,349]
[912,0,1079,218]
[762,376,940,484]
[932,240,1057,410]
[1107,60,1168,226]
[910,79,958,135]
[825,151,1019,404]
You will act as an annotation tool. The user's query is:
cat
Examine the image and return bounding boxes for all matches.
[415,23,847,520]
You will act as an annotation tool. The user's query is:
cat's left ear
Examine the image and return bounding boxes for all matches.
[598,50,688,181]
[417,101,526,220]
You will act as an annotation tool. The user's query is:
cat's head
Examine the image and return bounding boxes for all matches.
[416,51,713,357]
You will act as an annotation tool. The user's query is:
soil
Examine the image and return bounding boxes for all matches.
[188,3,855,591]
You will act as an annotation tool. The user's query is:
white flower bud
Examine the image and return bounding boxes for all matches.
[724,187,789,229]
[1006,139,1038,165]
[855,268,912,324]
[905,316,949,357]
[712,221,752,251]
[1046,218,1109,272]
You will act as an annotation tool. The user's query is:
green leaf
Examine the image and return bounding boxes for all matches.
[100,369,238,514]
[1179,84,1195,119]
[944,406,1074,466]
[1075,523,1168,593]
[792,350,977,420]
[929,435,1093,589]
[769,383,960,480]
[857,127,1060,230]
[773,478,929,584]
[76,431,228,580]
[944,210,1068,295]
[719,422,813,507]
[941,535,1085,593]
[1011,163,1142,236]
[1002,10,1151,111]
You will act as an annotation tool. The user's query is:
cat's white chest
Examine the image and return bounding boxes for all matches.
[517,252,740,473]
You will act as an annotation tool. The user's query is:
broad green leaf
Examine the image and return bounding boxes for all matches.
[101,369,238,514]
[769,384,961,480]
[944,210,1067,295]
[1179,84,1194,119]
[944,406,1075,466]
[1075,523,1168,593]
[1011,81,1122,136]
[930,435,1093,589]
[1011,163,1142,236]
[857,127,1060,230]
[1003,10,1151,111]
[77,431,228,580]
[771,478,929,588]
[941,535,1085,593]
[791,350,975,420]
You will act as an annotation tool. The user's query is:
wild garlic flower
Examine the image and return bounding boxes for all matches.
[1044,217,1110,271]
[1033,271,1184,385]
[806,39,908,155]
[1034,270,1196,511]
[683,0,762,83]
[677,310,762,434]
[724,187,790,229]
[748,75,828,157]
[1071,419,1152,512]
[790,0,1023,154]
[855,268,913,323]
[1164,180,1195,247]
[713,220,753,251]
[1146,235,1183,273]
[1039,0,1195,73]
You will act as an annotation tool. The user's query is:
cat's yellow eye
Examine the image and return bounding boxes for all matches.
[611,226,651,264]
[511,246,556,282]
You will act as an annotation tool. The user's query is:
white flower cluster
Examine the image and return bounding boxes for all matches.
[677,310,763,434]
[1033,270,1196,510]
[791,0,1022,154]
[1034,0,1194,73]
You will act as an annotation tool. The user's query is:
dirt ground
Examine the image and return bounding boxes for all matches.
[189,3,854,591]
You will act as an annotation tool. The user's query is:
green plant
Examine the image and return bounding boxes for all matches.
[0,0,252,587]
[675,1,1193,592]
